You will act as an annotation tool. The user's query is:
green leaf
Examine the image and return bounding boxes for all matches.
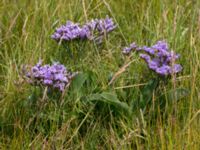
[139,78,159,109]
[87,92,131,115]
[142,79,159,98]
[86,93,102,101]
[71,73,88,92]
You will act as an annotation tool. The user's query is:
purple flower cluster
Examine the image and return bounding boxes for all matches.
[122,42,137,54]
[122,41,182,75]
[26,61,77,91]
[51,21,85,41]
[137,41,182,76]
[51,16,116,43]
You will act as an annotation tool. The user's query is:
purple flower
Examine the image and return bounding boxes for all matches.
[152,41,169,51]
[96,16,117,34]
[141,46,155,55]
[122,47,132,54]
[26,61,77,91]
[137,41,182,76]
[51,21,84,41]
[122,41,182,76]
[155,65,171,75]
[148,60,159,70]
[170,64,182,74]
[43,79,53,85]
[122,42,137,54]
[140,54,151,62]
[51,16,116,43]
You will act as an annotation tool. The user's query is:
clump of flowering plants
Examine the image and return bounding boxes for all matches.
[122,40,182,76]
[25,61,77,92]
[118,40,187,112]
[110,40,182,86]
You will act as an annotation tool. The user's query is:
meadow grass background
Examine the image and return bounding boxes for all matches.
[0,0,200,149]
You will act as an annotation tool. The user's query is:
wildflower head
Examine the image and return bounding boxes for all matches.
[51,16,116,43]
[138,41,182,76]
[51,21,84,41]
[26,61,77,91]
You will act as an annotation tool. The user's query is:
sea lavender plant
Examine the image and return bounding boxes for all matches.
[122,41,182,75]
[51,16,116,43]
[137,41,182,76]
[26,61,77,91]
[51,21,85,41]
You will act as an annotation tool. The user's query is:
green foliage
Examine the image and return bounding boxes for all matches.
[87,92,131,116]
[0,0,199,149]
[138,78,159,110]
[71,72,88,93]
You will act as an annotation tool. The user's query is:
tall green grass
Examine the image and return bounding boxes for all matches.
[0,0,199,149]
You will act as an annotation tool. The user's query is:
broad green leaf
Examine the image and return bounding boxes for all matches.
[87,92,131,115]
[71,73,88,92]
[86,93,102,101]
[101,92,130,111]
